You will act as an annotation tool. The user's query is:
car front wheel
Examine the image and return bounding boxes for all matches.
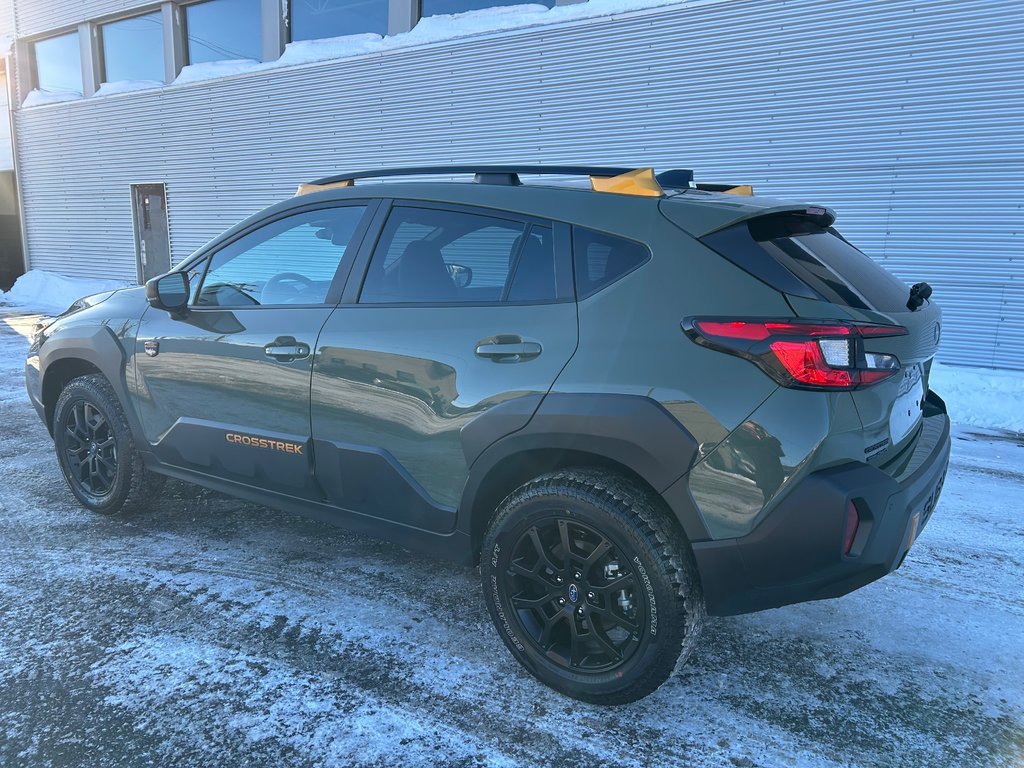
[53,374,164,515]
[480,468,705,704]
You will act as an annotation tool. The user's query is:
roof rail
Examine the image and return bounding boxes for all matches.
[305,165,695,190]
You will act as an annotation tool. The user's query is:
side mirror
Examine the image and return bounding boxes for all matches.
[146,271,190,314]
[447,263,473,289]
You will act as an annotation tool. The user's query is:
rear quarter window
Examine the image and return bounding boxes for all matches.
[573,228,650,299]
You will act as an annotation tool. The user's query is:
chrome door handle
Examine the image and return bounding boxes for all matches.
[264,340,310,361]
[475,337,542,362]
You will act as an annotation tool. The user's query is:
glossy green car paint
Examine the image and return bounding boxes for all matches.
[27,171,951,622]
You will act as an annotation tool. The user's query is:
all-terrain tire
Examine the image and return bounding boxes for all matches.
[53,374,165,515]
[480,467,705,704]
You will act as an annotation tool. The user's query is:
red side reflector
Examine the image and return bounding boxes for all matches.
[844,501,860,555]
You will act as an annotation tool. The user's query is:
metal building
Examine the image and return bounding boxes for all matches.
[0,0,1021,368]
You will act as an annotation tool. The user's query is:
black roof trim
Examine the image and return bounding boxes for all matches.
[309,165,695,189]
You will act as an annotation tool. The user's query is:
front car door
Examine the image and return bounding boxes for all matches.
[134,200,374,500]
[311,201,579,532]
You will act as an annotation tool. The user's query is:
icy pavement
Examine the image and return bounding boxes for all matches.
[0,308,1022,768]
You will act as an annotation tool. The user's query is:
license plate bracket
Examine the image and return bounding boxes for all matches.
[890,366,924,445]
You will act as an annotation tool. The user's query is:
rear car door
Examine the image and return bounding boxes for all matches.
[310,201,579,532]
[134,201,374,500]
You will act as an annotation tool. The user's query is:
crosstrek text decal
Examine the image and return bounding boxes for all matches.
[225,432,304,455]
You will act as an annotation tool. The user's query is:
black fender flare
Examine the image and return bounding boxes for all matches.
[458,393,709,546]
[38,324,141,437]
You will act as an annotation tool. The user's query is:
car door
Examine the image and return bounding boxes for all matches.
[310,201,579,532]
[134,200,374,500]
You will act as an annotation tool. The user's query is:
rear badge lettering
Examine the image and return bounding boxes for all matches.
[225,432,304,455]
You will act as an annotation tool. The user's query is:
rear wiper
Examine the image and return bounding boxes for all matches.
[907,282,933,311]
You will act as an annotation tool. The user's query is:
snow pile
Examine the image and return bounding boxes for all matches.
[21,0,736,96]
[94,79,164,98]
[173,58,264,85]
[275,33,385,68]
[22,89,83,108]
[0,270,132,314]
[930,361,1024,433]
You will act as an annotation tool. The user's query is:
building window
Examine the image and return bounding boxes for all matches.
[101,13,164,83]
[290,0,388,41]
[33,32,83,95]
[420,0,554,17]
[184,0,262,65]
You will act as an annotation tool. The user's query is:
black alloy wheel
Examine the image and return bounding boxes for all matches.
[62,400,118,496]
[502,516,645,673]
[481,468,705,704]
[53,374,165,515]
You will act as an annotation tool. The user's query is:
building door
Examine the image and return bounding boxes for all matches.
[132,184,170,283]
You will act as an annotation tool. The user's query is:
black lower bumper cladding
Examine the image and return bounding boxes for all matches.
[691,407,952,617]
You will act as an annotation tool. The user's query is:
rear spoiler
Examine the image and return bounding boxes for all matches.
[661,197,836,238]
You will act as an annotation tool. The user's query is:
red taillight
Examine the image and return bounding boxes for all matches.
[685,318,906,390]
[843,501,860,555]
[770,339,854,387]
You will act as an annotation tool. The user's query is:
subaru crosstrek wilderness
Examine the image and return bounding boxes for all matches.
[26,165,950,703]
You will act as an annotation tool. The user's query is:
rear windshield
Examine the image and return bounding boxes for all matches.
[706,215,911,312]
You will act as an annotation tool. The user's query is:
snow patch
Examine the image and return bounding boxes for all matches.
[930,361,1024,433]
[21,89,83,108]
[173,58,263,85]
[0,270,132,315]
[23,0,738,104]
[276,33,385,67]
[94,79,164,98]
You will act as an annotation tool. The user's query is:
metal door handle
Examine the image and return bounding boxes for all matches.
[264,341,310,361]
[475,337,542,362]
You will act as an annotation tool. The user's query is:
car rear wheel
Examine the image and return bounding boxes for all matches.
[481,468,704,704]
[53,374,164,515]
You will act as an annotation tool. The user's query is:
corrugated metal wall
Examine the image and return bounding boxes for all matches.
[12,0,1024,369]
[14,0,144,37]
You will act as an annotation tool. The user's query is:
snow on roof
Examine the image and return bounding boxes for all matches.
[20,0,736,106]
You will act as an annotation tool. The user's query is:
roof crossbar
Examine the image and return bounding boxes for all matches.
[307,165,695,189]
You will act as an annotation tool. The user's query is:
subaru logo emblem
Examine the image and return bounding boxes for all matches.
[568,583,579,603]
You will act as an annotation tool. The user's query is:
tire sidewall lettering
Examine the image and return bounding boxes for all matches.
[632,555,658,637]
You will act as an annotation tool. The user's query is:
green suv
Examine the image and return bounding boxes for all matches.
[26,165,950,703]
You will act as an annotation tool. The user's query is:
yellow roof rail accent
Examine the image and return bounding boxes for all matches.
[695,182,755,196]
[295,179,354,196]
[590,167,664,197]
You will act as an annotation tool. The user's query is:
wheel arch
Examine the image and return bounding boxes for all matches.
[459,393,710,559]
[41,357,104,433]
[38,325,133,436]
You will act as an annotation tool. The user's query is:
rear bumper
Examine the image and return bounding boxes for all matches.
[692,408,951,617]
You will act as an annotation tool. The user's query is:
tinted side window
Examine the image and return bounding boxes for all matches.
[360,207,557,304]
[195,206,366,307]
[573,228,651,299]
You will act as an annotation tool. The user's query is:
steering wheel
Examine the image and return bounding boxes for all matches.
[260,272,317,304]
